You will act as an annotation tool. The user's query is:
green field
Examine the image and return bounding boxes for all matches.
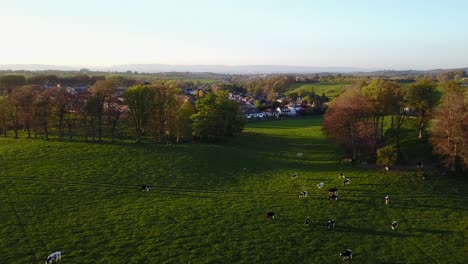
[1,118,466,263]
[286,83,350,98]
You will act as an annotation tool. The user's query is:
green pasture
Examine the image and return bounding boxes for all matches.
[0,118,466,263]
[286,83,350,98]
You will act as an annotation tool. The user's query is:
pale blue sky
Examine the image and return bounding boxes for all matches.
[1,0,467,69]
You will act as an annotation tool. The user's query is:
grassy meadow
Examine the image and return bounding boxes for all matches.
[286,83,350,98]
[0,117,466,263]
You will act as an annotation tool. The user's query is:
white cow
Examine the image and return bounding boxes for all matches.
[317,182,324,189]
[46,251,61,264]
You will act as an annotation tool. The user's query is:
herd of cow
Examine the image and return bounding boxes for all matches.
[265,170,399,261]
[44,156,419,263]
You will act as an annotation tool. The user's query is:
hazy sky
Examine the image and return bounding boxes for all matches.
[1,0,467,69]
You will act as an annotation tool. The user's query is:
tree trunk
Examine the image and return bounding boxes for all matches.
[27,123,31,138]
[1,89,6,138]
[98,114,102,142]
[350,123,357,159]
[68,124,73,141]
[110,112,121,143]
[44,109,49,140]
[380,116,385,139]
[83,115,88,141]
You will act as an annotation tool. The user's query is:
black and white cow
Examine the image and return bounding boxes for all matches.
[140,185,150,192]
[291,173,298,179]
[329,194,339,201]
[326,220,336,229]
[385,195,390,204]
[305,217,311,226]
[338,172,345,179]
[340,249,353,260]
[328,188,338,195]
[46,251,61,264]
[267,212,275,219]
[391,221,398,230]
[299,191,308,198]
[317,182,324,189]
[343,179,350,185]
[417,161,424,169]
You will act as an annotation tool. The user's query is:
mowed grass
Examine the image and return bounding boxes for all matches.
[286,83,349,98]
[1,117,467,263]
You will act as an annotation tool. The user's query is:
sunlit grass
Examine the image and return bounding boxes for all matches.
[0,117,466,263]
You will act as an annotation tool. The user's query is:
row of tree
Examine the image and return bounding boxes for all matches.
[0,76,244,143]
[323,78,467,172]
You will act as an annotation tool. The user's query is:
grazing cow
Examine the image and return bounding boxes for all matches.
[46,251,61,264]
[297,152,304,158]
[340,249,353,260]
[267,212,275,219]
[417,161,424,169]
[291,173,298,179]
[343,179,350,185]
[305,217,311,226]
[299,191,308,198]
[391,221,398,230]
[385,195,390,204]
[317,182,324,189]
[140,185,150,192]
[328,188,338,195]
[326,220,336,229]
[329,194,338,201]
[385,166,390,171]
[338,172,345,179]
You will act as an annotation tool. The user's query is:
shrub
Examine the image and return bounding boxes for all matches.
[377,145,398,166]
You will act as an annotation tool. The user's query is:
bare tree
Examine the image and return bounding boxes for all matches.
[0,75,26,137]
[430,81,468,172]
[323,88,375,159]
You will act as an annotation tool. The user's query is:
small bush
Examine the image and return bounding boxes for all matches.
[377,145,398,166]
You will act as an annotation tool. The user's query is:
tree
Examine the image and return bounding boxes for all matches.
[8,85,42,138]
[191,92,244,142]
[124,85,156,143]
[151,81,179,143]
[362,80,401,142]
[429,81,468,172]
[406,78,439,139]
[376,145,398,167]
[0,75,26,137]
[323,89,375,159]
[49,87,69,141]
[89,79,115,141]
[177,100,196,142]
[33,88,53,140]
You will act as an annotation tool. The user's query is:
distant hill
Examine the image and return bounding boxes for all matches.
[105,64,373,74]
[0,64,372,74]
[0,64,466,75]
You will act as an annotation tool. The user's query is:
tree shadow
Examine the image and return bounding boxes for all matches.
[409,228,454,235]
[336,226,415,238]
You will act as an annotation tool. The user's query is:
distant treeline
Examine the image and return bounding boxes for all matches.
[0,75,244,143]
